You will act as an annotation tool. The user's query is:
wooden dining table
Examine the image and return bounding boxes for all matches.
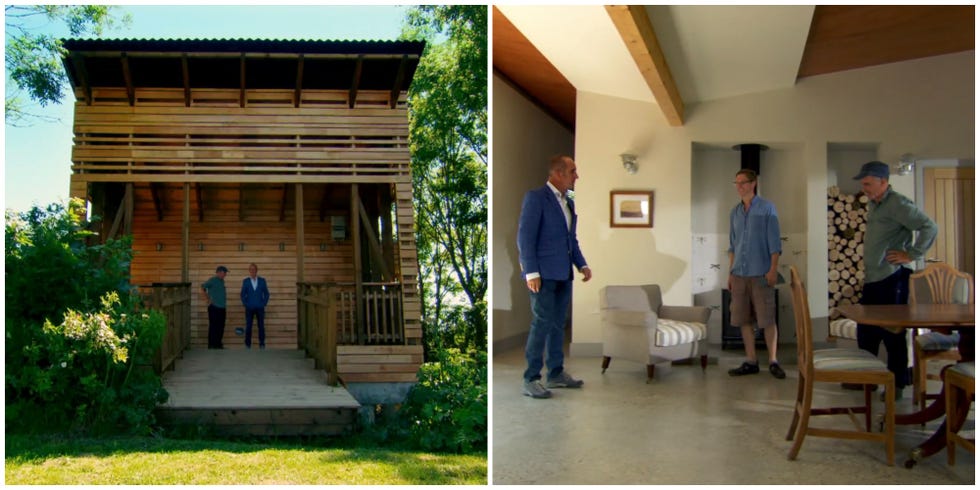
[834,303,975,468]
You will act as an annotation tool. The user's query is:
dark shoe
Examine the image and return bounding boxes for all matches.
[546,371,584,388]
[728,362,760,376]
[769,363,786,379]
[259,344,266,350]
[842,383,878,391]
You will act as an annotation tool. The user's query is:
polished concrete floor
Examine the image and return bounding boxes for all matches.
[492,343,974,485]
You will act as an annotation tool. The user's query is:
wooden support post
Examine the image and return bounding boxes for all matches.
[123,182,134,236]
[295,183,305,282]
[326,287,338,386]
[182,183,190,283]
[351,183,364,342]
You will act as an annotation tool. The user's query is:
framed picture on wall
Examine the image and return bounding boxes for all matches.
[610,190,654,228]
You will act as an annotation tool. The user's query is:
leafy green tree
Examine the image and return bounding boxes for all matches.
[402,5,487,355]
[5,5,130,125]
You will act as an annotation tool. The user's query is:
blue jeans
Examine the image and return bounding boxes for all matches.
[857,267,911,388]
[245,307,266,347]
[524,279,573,382]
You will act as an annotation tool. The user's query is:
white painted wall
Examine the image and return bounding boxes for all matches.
[559,51,973,354]
[491,74,574,349]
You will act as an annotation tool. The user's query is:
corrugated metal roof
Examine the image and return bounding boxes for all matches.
[62,38,425,56]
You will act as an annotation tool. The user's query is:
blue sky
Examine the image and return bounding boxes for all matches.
[4,4,413,214]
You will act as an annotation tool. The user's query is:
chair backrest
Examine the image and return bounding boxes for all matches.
[909,263,974,305]
[788,266,813,377]
[600,285,654,312]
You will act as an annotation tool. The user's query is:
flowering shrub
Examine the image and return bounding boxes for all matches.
[5,200,168,434]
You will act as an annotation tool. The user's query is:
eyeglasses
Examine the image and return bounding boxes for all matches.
[733,180,754,186]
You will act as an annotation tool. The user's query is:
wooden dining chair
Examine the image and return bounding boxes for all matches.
[944,361,975,465]
[909,263,974,412]
[786,266,896,466]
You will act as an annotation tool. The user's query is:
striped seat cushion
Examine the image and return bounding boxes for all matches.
[915,331,960,351]
[813,347,887,371]
[829,318,858,340]
[655,319,707,347]
[948,361,974,379]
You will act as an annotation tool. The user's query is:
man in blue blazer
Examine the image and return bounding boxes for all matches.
[241,262,271,349]
[517,155,592,399]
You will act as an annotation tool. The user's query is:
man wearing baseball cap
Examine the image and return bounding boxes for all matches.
[201,265,229,349]
[852,161,937,399]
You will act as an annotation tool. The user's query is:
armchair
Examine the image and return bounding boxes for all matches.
[599,284,710,383]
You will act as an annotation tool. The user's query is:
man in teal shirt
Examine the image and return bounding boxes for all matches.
[853,161,937,399]
[201,265,229,349]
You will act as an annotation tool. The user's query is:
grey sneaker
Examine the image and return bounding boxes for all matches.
[523,379,552,399]
[546,371,584,389]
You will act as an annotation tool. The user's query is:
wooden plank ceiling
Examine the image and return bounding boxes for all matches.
[493,5,975,129]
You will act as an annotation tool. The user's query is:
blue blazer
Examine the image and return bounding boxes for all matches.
[517,185,587,281]
[241,277,270,309]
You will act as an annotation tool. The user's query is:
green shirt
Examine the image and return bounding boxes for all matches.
[201,276,227,308]
[863,186,938,283]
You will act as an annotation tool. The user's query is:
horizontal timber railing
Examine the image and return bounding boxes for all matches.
[137,282,192,374]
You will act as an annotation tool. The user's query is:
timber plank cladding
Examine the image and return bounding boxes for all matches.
[61,39,426,383]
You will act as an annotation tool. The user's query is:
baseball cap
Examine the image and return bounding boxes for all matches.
[852,161,890,180]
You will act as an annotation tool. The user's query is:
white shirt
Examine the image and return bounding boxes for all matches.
[249,277,258,290]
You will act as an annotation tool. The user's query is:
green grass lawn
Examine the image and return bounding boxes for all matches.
[4,434,487,485]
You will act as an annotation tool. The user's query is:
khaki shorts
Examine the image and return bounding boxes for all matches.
[730,274,776,328]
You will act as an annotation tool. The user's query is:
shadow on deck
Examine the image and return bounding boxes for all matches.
[156,348,361,436]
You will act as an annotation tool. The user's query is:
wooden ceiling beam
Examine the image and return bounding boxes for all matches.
[71,53,93,105]
[239,53,247,108]
[294,54,304,108]
[349,54,363,109]
[389,55,407,109]
[120,53,135,106]
[181,54,191,107]
[605,5,684,126]
[150,182,165,221]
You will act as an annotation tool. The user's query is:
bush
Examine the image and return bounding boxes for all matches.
[396,348,487,453]
[5,200,168,435]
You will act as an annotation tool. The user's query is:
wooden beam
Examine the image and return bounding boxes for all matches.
[389,55,408,109]
[181,54,191,107]
[182,183,190,282]
[294,54,304,108]
[195,183,204,222]
[107,188,125,240]
[358,197,391,281]
[239,53,246,108]
[295,183,305,282]
[123,182,134,235]
[150,182,165,221]
[351,184,364,341]
[279,184,289,222]
[349,55,363,109]
[71,53,93,105]
[120,53,135,106]
[605,5,684,126]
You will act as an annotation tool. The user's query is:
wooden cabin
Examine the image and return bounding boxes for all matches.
[61,39,425,391]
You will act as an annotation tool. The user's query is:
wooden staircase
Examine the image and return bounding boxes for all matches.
[156,348,360,436]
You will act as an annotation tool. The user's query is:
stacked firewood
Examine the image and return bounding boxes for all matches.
[827,186,868,318]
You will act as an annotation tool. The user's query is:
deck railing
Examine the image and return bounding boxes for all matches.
[297,283,339,385]
[138,282,192,374]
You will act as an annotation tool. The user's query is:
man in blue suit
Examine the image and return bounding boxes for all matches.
[241,262,271,349]
[517,155,592,399]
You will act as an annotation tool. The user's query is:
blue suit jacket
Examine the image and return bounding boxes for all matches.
[241,277,270,309]
[517,185,587,281]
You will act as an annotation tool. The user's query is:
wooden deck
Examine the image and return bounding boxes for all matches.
[156,348,360,436]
